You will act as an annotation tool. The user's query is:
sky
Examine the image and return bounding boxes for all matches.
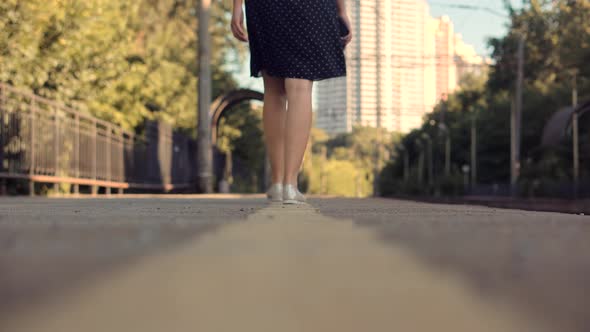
[428,0,517,56]
[233,0,519,89]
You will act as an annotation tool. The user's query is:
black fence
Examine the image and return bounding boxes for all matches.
[0,83,197,195]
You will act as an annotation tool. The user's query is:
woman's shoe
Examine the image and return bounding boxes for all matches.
[283,184,306,204]
[266,183,283,202]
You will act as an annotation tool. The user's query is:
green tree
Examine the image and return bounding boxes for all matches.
[381,1,590,198]
[216,101,265,193]
[0,0,246,133]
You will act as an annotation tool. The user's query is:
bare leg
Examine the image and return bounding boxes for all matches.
[283,78,314,186]
[261,70,287,184]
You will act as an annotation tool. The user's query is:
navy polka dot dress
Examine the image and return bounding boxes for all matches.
[244,0,347,81]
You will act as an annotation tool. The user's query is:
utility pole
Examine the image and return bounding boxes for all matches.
[427,136,433,187]
[438,95,451,178]
[403,149,409,182]
[511,30,525,196]
[399,145,409,182]
[470,107,477,187]
[319,145,327,194]
[372,2,383,198]
[416,139,424,186]
[196,0,213,193]
[373,115,385,198]
[420,133,432,187]
[264,152,271,191]
[374,130,385,197]
[375,2,382,130]
[510,98,518,195]
[444,130,451,176]
[302,132,313,192]
[572,71,579,199]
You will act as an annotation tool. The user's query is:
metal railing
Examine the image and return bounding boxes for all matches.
[0,83,196,195]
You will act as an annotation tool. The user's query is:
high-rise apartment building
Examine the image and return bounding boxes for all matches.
[314,0,390,133]
[434,15,457,103]
[313,2,488,135]
[391,0,436,132]
[434,16,488,103]
[454,33,490,84]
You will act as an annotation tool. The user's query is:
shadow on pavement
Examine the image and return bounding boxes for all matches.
[312,197,590,332]
[0,197,267,319]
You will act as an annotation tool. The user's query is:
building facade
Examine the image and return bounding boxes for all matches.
[313,2,488,135]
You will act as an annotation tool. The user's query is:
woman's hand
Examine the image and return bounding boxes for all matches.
[339,13,352,47]
[231,2,248,42]
[336,0,351,47]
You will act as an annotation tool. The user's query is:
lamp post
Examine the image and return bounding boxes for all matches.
[400,145,409,182]
[420,132,433,187]
[572,70,579,199]
[398,144,409,182]
[470,106,478,187]
[511,24,526,197]
[439,94,451,177]
[196,0,213,193]
[462,164,471,192]
[415,139,424,186]
[510,97,519,196]
[373,129,385,197]
[437,122,451,177]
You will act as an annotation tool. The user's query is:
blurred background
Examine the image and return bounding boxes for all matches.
[0,0,588,201]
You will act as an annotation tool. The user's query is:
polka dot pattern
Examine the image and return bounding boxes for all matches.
[244,0,347,81]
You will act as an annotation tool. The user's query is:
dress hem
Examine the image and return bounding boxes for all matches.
[250,68,347,82]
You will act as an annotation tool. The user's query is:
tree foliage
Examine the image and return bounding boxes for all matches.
[302,125,399,197]
[0,0,245,133]
[217,101,265,192]
[380,1,590,198]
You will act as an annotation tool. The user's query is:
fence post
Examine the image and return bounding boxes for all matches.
[91,119,98,196]
[53,107,59,195]
[105,124,111,196]
[29,98,36,196]
[117,128,124,195]
[126,133,133,184]
[0,84,3,171]
[74,114,80,195]
[0,85,5,195]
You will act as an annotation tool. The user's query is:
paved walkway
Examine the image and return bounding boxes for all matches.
[1,196,588,332]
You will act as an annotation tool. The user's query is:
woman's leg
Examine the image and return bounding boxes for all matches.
[283,78,314,186]
[261,70,288,185]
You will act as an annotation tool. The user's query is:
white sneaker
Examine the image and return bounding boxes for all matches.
[266,183,283,202]
[283,184,306,205]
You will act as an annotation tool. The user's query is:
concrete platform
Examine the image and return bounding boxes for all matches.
[1,196,588,331]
